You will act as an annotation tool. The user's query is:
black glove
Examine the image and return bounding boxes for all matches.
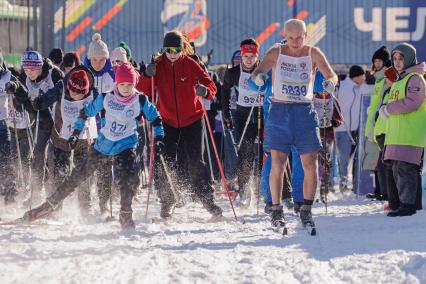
[224,117,233,130]
[195,84,208,98]
[154,136,165,156]
[5,81,18,94]
[68,129,81,150]
[144,63,156,77]
[138,60,146,74]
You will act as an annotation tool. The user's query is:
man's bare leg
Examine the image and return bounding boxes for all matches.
[299,151,319,232]
[300,151,319,200]
[269,150,289,204]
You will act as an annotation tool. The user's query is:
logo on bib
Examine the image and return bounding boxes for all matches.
[300,73,309,80]
[300,62,307,70]
[126,109,135,117]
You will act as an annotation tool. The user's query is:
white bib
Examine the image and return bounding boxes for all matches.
[237,66,263,107]
[60,91,97,140]
[26,69,55,100]
[101,93,139,141]
[0,71,11,121]
[273,45,314,102]
[313,94,333,128]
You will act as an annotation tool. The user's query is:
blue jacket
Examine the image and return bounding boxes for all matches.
[75,92,164,156]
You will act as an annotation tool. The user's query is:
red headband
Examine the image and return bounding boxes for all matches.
[240,44,259,55]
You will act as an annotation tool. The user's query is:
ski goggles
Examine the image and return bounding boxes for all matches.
[163,47,183,54]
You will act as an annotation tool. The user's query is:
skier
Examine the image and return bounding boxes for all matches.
[222,38,264,206]
[313,71,343,202]
[21,63,164,230]
[0,51,29,203]
[17,50,64,204]
[83,33,115,215]
[62,52,81,74]
[252,19,337,234]
[30,65,98,217]
[137,31,223,219]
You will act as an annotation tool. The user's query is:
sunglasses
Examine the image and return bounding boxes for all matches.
[164,47,182,54]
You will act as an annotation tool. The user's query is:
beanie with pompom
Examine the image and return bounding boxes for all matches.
[87,33,109,59]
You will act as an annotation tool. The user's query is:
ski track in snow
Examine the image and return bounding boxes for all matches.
[0,191,425,284]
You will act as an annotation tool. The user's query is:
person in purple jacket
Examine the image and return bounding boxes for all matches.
[379,42,425,216]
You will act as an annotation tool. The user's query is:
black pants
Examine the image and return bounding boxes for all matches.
[0,120,16,201]
[386,160,422,210]
[52,147,91,211]
[154,120,213,205]
[49,147,139,215]
[234,106,263,193]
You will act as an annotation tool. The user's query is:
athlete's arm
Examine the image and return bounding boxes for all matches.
[252,46,279,81]
[312,47,337,85]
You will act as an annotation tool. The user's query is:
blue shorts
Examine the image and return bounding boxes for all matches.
[264,102,321,155]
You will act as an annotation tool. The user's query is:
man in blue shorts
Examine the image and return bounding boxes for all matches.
[252,19,337,230]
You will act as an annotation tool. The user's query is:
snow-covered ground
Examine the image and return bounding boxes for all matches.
[0,190,425,284]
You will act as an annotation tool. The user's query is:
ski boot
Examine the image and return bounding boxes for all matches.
[237,187,251,208]
[387,204,416,217]
[119,210,135,231]
[264,201,273,215]
[270,205,287,235]
[22,199,57,222]
[160,202,176,219]
[202,197,223,219]
[300,205,316,235]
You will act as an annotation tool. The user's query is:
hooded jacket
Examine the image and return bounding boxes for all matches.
[83,57,115,93]
[34,65,98,151]
[136,53,216,128]
[19,59,63,130]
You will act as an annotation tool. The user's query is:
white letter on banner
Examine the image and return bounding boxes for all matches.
[354,8,382,41]
[386,7,411,41]
[412,7,426,41]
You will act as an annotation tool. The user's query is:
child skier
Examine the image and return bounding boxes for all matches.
[21,63,164,230]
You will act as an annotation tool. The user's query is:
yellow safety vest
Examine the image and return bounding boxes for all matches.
[384,73,426,147]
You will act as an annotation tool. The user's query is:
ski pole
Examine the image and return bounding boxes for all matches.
[256,104,262,215]
[7,93,26,192]
[322,93,328,215]
[199,98,239,221]
[237,92,261,149]
[202,117,215,182]
[144,77,156,218]
[159,154,185,207]
[109,158,114,220]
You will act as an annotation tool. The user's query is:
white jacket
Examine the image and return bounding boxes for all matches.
[335,77,373,132]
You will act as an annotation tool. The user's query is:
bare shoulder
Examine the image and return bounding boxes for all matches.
[310,46,326,59]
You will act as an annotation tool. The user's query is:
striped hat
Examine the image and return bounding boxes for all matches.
[22,50,43,69]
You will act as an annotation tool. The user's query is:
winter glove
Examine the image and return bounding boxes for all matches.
[322,79,335,94]
[253,73,268,87]
[154,137,165,156]
[138,60,146,74]
[68,129,81,150]
[195,84,208,98]
[5,81,18,94]
[144,62,156,77]
[379,105,390,121]
[224,117,233,130]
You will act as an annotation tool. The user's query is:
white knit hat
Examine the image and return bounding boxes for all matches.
[111,47,128,63]
[87,33,109,59]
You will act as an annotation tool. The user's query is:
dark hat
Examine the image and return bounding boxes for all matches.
[63,52,81,68]
[372,46,390,65]
[49,48,64,65]
[349,65,364,79]
[67,69,90,95]
[163,31,183,48]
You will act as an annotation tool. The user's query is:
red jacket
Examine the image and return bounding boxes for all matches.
[137,53,216,128]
